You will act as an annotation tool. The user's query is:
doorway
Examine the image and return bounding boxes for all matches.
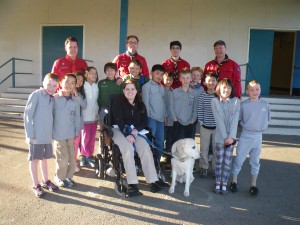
[247,29,299,96]
[42,26,84,79]
[270,32,295,95]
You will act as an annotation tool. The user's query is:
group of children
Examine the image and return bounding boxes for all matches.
[24,58,270,198]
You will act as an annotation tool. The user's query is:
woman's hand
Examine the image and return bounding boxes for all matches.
[131,129,138,136]
[126,135,136,144]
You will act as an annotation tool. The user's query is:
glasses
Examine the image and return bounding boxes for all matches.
[127,41,138,45]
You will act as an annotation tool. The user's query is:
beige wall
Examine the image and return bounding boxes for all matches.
[0,0,120,90]
[1,0,300,91]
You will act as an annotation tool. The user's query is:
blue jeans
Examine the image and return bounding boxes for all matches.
[147,118,164,160]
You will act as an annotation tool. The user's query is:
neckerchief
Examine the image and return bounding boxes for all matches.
[214,54,229,76]
[126,51,138,61]
[170,57,182,84]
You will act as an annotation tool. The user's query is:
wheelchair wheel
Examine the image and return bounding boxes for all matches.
[114,179,128,197]
[95,154,105,178]
[157,172,166,183]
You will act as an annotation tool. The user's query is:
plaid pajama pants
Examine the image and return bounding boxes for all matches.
[215,143,234,184]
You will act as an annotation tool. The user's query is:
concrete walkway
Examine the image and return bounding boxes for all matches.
[0,118,299,225]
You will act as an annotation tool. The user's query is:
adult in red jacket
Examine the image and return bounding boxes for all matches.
[113,35,149,78]
[162,41,190,89]
[51,37,87,81]
[203,40,242,98]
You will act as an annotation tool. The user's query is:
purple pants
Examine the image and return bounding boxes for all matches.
[81,122,97,157]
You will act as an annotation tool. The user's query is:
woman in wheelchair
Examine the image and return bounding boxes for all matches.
[111,79,167,196]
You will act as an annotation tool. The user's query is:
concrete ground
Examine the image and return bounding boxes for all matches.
[0,118,299,225]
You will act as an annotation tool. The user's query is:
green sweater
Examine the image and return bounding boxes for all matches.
[123,74,149,94]
[97,78,122,108]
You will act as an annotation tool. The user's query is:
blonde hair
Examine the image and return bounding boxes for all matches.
[179,68,192,77]
[247,80,260,89]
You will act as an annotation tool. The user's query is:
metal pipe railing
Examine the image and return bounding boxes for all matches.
[0,57,33,87]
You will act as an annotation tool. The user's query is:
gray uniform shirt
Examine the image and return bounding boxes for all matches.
[170,87,198,126]
[240,98,270,132]
[164,88,173,126]
[211,97,240,144]
[24,88,54,144]
[53,93,81,140]
[142,80,165,122]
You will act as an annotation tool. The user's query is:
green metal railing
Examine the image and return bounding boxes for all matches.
[239,63,257,94]
[0,57,33,88]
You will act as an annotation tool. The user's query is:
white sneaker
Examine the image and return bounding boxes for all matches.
[54,176,65,187]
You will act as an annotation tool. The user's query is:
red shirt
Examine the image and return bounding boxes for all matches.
[113,52,149,78]
[162,58,190,89]
[51,55,88,80]
[203,55,242,98]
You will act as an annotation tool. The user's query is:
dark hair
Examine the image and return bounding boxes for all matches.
[151,64,165,73]
[44,73,59,82]
[163,71,174,79]
[104,62,117,73]
[85,66,99,83]
[129,59,142,69]
[75,72,86,99]
[213,40,226,47]
[170,41,182,50]
[205,72,218,81]
[61,73,77,87]
[127,35,139,43]
[215,78,235,98]
[122,79,145,114]
[65,37,78,46]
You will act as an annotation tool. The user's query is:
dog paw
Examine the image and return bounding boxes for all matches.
[183,191,190,197]
[169,187,175,194]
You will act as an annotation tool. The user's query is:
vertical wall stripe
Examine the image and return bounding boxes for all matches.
[119,0,128,54]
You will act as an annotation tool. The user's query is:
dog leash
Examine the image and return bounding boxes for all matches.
[137,134,173,157]
[123,125,172,157]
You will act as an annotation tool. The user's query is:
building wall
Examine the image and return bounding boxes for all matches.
[1,0,300,91]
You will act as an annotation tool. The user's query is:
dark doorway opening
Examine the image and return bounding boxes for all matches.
[270,32,295,95]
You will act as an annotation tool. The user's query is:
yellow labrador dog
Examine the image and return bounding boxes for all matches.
[169,138,200,197]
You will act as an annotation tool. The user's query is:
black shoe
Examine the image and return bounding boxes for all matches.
[150,182,162,193]
[249,186,259,196]
[155,180,170,188]
[199,168,208,178]
[126,184,142,197]
[230,182,238,193]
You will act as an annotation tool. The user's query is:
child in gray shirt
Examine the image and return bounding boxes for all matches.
[53,73,80,188]
[24,73,59,197]
[211,78,240,194]
[230,80,270,196]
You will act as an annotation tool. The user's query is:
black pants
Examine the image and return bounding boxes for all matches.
[172,121,194,144]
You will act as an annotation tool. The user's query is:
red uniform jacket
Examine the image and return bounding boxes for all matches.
[203,55,242,98]
[162,58,190,89]
[113,52,149,78]
[51,55,88,80]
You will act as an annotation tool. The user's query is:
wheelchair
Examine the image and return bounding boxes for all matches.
[95,94,166,197]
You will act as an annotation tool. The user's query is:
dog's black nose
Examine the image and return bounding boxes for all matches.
[192,146,195,149]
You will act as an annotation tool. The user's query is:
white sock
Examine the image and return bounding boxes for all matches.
[215,185,220,190]
[222,186,227,191]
